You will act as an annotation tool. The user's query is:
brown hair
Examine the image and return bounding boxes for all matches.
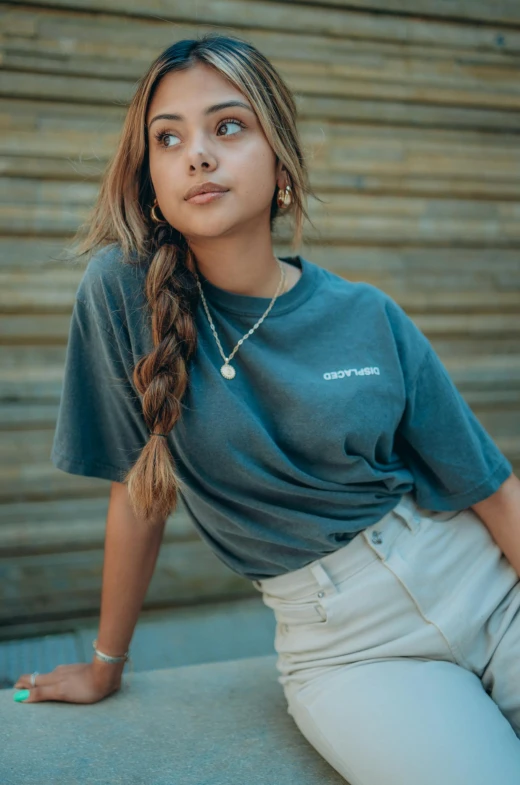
[65,32,321,522]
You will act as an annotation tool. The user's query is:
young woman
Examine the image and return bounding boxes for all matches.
[13,33,520,784]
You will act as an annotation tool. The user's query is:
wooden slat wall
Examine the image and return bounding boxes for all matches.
[1,1,519,629]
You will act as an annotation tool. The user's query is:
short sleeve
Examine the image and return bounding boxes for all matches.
[50,295,149,483]
[394,346,513,510]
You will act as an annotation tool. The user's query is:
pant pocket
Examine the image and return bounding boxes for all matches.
[261,593,328,629]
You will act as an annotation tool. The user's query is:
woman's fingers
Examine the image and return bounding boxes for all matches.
[14,671,57,689]
[14,663,85,688]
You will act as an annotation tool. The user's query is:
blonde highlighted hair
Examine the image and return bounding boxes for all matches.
[66,32,320,522]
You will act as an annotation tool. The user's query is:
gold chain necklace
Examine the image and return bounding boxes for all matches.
[194,259,287,379]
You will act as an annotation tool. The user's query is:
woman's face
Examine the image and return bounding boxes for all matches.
[145,62,285,242]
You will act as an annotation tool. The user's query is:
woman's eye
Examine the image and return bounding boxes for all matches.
[155,131,179,148]
[217,119,245,137]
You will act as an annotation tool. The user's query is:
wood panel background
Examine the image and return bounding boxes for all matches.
[1,0,519,633]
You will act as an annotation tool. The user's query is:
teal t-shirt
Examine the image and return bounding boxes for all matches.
[51,244,513,579]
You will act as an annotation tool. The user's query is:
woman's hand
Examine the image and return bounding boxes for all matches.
[13,660,125,704]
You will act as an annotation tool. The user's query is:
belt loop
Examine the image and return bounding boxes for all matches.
[392,493,421,534]
[308,561,338,596]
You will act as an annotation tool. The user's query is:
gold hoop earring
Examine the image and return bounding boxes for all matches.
[150,198,168,225]
[277,184,292,209]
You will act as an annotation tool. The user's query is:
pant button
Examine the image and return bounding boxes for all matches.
[317,591,325,598]
[371,530,383,544]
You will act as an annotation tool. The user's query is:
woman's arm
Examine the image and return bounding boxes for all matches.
[471,473,520,579]
[92,481,167,686]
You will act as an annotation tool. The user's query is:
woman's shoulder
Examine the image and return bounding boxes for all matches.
[317,263,427,344]
[316,262,395,311]
[75,242,148,307]
[72,243,151,348]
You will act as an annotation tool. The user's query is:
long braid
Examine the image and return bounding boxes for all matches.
[122,224,199,522]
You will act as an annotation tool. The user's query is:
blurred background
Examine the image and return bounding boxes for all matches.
[1,1,519,685]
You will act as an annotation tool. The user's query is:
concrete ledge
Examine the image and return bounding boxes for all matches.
[1,653,346,785]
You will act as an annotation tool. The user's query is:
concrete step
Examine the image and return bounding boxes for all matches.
[0,597,277,689]
[1,654,346,785]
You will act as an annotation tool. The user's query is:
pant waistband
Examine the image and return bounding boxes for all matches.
[253,493,424,600]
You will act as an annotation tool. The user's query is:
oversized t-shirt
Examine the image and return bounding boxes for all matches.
[50,243,513,580]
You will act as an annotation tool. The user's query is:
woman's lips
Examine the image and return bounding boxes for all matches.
[187,190,229,205]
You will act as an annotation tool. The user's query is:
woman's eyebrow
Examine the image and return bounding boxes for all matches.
[147,100,254,130]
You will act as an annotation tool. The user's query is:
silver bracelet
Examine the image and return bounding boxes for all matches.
[92,638,130,664]
[92,639,134,691]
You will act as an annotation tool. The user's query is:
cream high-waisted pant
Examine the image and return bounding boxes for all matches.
[252,492,520,785]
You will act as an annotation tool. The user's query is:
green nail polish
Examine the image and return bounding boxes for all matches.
[13,690,30,702]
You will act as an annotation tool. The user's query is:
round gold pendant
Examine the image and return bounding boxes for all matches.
[220,363,236,379]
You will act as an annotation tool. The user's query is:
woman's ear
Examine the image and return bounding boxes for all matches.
[276,163,288,190]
